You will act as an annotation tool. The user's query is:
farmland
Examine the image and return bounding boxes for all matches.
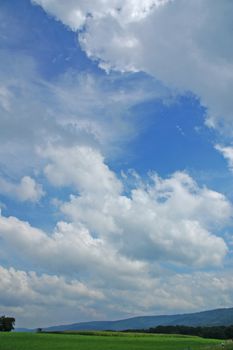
[0,331,229,350]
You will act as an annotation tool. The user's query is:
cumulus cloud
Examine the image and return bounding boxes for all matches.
[0,266,103,306]
[0,176,44,202]
[0,144,232,326]
[42,145,122,196]
[0,145,228,269]
[32,0,170,31]
[0,265,104,327]
[33,0,233,132]
[44,145,231,266]
[0,212,147,281]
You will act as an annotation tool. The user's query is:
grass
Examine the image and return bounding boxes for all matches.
[0,331,227,350]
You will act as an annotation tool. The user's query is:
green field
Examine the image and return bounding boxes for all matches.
[0,331,229,350]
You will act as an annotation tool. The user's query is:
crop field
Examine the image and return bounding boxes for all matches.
[0,331,230,350]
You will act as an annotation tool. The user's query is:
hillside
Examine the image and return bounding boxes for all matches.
[41,307,233,332]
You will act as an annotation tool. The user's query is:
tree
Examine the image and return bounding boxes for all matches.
[0,316,15,332]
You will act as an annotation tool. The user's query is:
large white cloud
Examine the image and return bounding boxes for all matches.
[32,0,233,132]
[31,0,170,31]
[55,147,230,267]
[0,212,146,281]
[1,145,227,270]
[0,145,232,326]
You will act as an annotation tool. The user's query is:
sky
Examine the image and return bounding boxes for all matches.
[0,0,233,329]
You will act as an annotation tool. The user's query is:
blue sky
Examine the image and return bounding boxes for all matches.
[0,0,233,328]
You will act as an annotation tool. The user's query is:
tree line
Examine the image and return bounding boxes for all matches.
[123,325,233,339]
[0,316,15,332]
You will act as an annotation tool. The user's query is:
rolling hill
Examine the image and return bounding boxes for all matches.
[40,307,233,332]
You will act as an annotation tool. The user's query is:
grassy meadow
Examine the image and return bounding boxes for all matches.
[0,331,229,350]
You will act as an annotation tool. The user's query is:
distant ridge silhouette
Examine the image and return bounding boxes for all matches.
[24,307,232,332]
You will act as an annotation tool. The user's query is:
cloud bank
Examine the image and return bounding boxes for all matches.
[0,144,232,326]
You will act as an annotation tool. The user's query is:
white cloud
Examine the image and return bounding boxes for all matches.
[107,270,233,316]
[0,51,167,177]
[0,212,147,281]
[33,0,233,133]
[44,145,231,266]
[0,265,104,327]
[0,266,103,306]
[1,264,233,328]
[32,0,170,31]
[216,145,233,172]
[0,176,45,202]
[1,146,229,269]
[0,143,232,326]
[42,145,122,196]
[1,1,233,328]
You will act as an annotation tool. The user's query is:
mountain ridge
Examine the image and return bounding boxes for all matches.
[16,307,233,332]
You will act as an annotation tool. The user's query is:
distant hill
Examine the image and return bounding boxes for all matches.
[13,328,34,333]
[39,307,233,332]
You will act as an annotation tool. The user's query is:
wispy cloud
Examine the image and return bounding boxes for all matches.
[33,0,233,134]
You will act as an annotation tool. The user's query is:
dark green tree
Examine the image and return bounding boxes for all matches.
[0,316,15,332]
